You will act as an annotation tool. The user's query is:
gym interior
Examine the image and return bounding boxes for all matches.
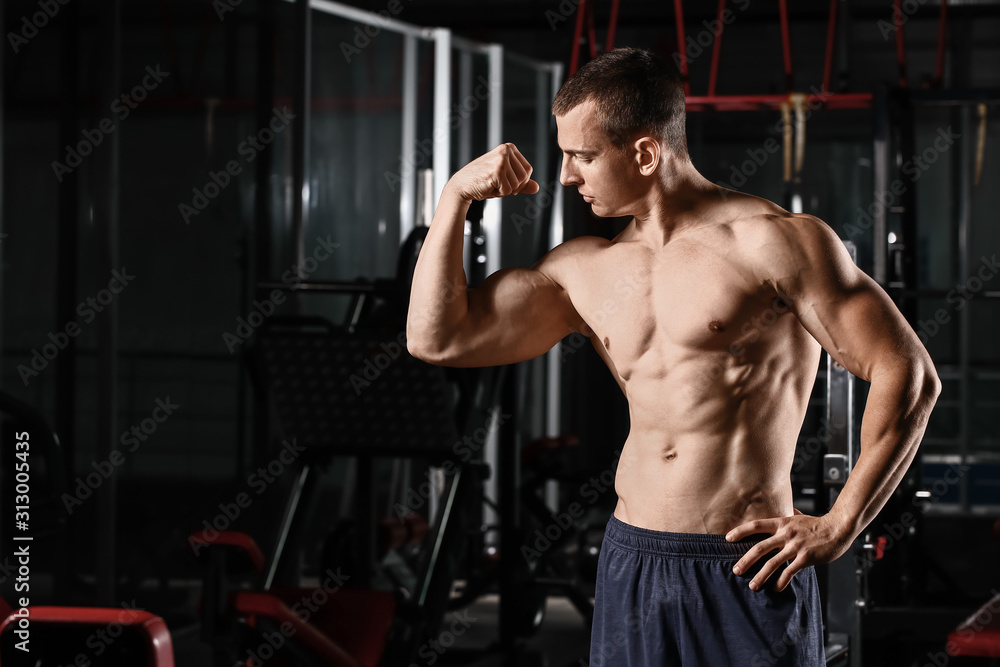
[1,0,999,665]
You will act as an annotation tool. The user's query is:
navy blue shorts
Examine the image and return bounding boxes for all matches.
[590,513,825,666]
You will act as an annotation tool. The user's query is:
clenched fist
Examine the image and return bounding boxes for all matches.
[446,143,540,202]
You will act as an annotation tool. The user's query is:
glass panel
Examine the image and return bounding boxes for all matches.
[307,11,408,282]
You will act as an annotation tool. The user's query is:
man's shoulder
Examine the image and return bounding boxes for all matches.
[536,235,610,268]
[728,207,852,289]
[531,235,610,287]
[729,205,840,254]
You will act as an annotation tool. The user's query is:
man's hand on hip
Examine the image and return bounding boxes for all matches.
[725,508,855,593]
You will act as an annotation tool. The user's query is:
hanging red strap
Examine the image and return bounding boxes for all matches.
[934,0,948,88]
[674,0,690,95]
[569,0,587,75]
[569,0,625,75]
[707,0,727,97]
[822,0,838,94]
[778,0,794,92]
[895,0,908,87]
[586,0,598,60]
[606,0,621,52]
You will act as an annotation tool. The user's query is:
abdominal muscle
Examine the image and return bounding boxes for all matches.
[610,353,814,535]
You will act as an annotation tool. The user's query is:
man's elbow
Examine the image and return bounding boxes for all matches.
[406,337,447,365]
[405,327,455,366]
[914,355,942,407]
[921,364,943,402]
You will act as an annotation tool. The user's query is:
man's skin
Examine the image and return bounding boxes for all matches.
[406,98,941,594]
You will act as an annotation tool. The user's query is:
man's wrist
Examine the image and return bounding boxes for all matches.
[441,181,474,206]
[825,506,860,542]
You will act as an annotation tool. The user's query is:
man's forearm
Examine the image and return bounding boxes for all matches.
[826,362,941,540]
[406,185,473,354]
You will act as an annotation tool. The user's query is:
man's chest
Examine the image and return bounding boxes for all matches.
[564,243,776,369]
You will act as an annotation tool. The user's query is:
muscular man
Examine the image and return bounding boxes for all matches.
[406,48,940,665]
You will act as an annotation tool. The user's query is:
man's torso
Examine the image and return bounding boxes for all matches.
[549,196,823,534]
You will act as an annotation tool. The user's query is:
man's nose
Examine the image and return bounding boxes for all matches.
[560,162,580,186]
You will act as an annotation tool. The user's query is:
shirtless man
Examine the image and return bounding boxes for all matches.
[406,48,940,665]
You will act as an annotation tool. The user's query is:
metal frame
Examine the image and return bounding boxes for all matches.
[876,89,1000,514]
[824,240,860,666]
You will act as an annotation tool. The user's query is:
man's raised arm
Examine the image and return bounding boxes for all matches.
[406,143,583,368]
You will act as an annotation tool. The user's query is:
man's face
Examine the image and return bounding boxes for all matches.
[555,100,645,218]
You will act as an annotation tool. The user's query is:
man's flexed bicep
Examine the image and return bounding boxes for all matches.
[424,263,582,367]
[406,142,581,367]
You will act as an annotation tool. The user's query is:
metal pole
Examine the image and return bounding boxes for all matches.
[399,34,418,245]
[544,63,564,514]
[481,42,503,546]
[824,241,859,666]
[429,28,452,528]
[252,0,277,475]
[291,0,311,294]
[458,51,473,169]
[483,45,503,278]
[957,104,971,512]
[432,28,452,208]
[94,0,122,607]
[56,0,80,502]
[873,87,890,286]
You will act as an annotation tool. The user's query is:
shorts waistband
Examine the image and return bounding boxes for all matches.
[603,513,767,560]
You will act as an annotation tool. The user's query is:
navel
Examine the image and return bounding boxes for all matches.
[603,336,610,349]
[708,319,725,333]
[663,450,677,462]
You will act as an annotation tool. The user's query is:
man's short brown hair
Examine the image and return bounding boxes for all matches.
[552,47,689,160]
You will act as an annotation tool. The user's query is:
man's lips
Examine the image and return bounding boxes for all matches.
[582,194,594,203]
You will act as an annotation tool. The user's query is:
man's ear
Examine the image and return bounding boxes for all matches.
[633,136,660,176]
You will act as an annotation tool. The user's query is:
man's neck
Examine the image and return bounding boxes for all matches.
[628,160,724,248]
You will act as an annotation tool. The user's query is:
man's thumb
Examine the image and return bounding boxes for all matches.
[518,179,540,195]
